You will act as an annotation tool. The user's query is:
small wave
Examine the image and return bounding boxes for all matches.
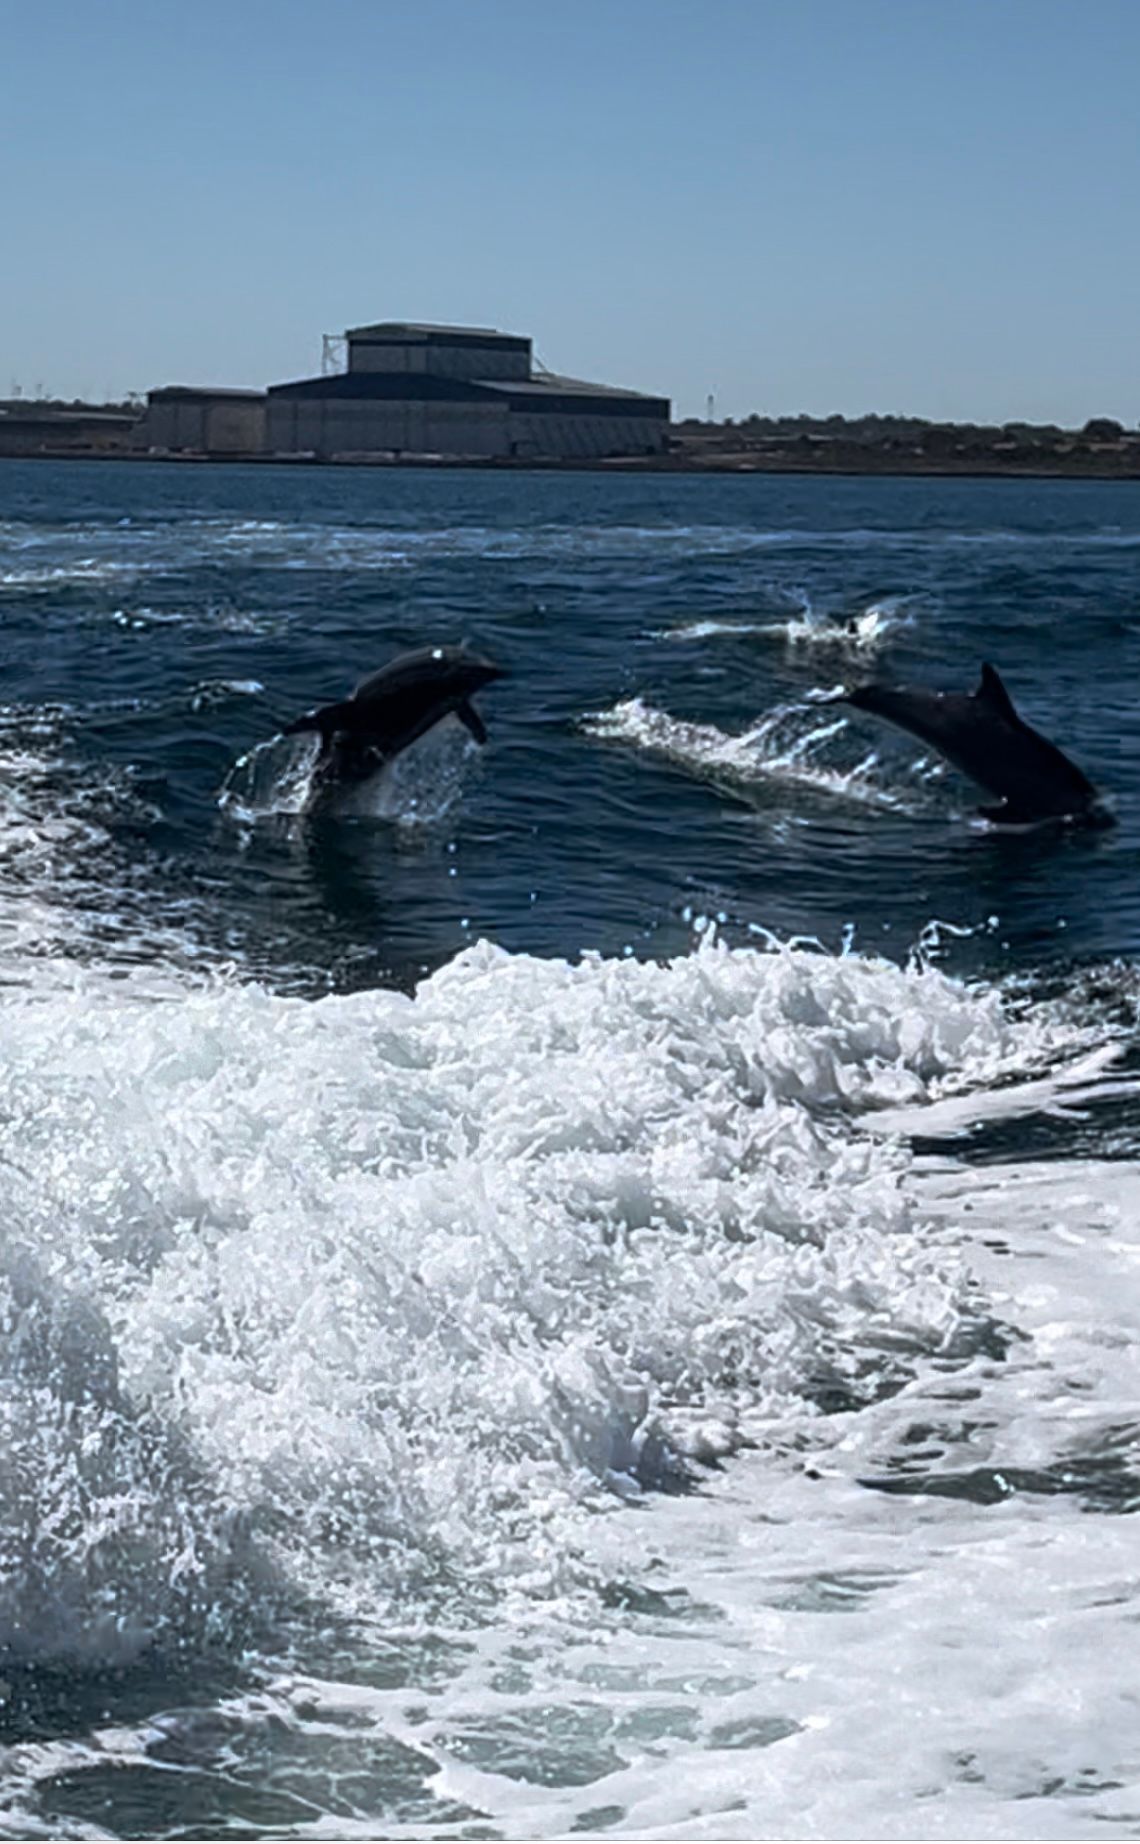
[107,601,278,635]
[0,712,252,989]
[657,617,773,642]
[6,519,1140,609]
[188,678,266,712]
[0,559,142,593]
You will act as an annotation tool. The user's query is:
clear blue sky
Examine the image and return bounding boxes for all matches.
[4,0,1139,423]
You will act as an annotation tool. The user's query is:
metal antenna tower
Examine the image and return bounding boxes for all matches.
[321,334,347,376]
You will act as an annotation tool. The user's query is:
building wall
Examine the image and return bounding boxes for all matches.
[203,399,266,453]
[0,414,137,456]
[145,398,207,452]
[347,337,531,382]
[267,394,669,460]
[266,396,510,457]
[506,412,669,459]
[144,396,265,454]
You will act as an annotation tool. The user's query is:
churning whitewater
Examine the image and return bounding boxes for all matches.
[3,933,1138,1838]
[1,462,1139,1840]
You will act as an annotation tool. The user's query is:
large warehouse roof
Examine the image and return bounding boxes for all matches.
[267,374,495,402]
[269,370,666,411]
[346,322,530,350]
[480,376,670,417]
[483,373,668,403]
[267,368,669,418]
[505,374,648,397]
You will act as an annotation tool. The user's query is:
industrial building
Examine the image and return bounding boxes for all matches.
[0,402,138,457]
[265,323,670,460]
[142,386,267,455]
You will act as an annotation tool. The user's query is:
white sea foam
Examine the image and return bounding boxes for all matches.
[0,936,1086,1655]
[188,677,266,712]
[585,696,919,812]
[661,592,917,653]
[657,617,774,642]
[0,934,1136,1836]
[0,718,253,990]
[772,592,917,652]
[0,558,143,592]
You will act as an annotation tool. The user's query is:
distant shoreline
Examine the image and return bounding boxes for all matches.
[3,447,1140,480]
[5,400,1140,479]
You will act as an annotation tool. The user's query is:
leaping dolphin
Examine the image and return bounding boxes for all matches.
[843,662,1112,827]
[284,645,507,788]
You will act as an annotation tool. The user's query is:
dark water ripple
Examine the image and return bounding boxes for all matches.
[4,459,1140,1838]
[1,460,1139,993]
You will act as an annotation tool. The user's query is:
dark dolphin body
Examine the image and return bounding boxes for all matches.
[843,662,1112,827]
[284,645,506,790]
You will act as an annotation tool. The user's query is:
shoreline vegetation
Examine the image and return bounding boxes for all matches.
[665,412,1140,478]
[2,399,1140,477]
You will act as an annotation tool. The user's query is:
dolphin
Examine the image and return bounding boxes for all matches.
[284,645,507,788]
[842,662,1112,827]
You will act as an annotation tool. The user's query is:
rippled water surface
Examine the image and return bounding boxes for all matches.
[1,459,1140,1839]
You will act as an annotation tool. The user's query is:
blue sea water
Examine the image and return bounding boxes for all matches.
[1,459,1139,1839]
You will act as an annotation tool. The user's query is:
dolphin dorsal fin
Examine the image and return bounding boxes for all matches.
[975,662,1020,724]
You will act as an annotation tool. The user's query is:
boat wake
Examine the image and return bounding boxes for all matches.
[1,933,1138,1836]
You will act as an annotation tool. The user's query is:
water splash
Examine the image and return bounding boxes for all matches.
[219,715,480,828]
[659,590,918,652]
[584,697,917,812]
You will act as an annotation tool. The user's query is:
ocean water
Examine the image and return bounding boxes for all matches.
[1,459,1139,1839]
